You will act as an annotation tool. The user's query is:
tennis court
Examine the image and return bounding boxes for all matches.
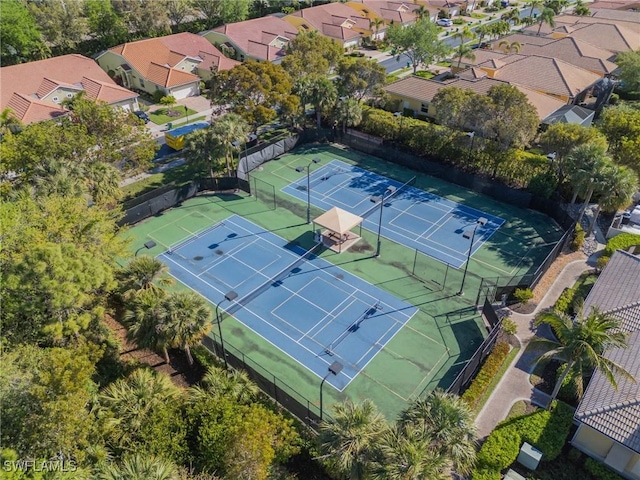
[281,160,505,268]
[157,214,420,390]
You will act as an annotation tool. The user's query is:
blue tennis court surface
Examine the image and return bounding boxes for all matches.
[158,215,419,390]
[281,160,505,268]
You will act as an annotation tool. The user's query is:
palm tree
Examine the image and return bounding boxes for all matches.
[201,365,260,403]
[99,454,179,480]
[30,158,85,199]
[85,161,122,206]
[99,369,181,449]
[528,0,543,18]
[125,290,172,364]
[453,27,476,70]
[183,127,226,179]
[0,107,22,139]
[371,423,449,480]
[587,165,638,236]
[536,7,555,35]
[533,308,634,406]
[413,5,429,20]
[319,399,388,480]
[501,7,521,25]
[118,255,173,298]
[399,389,477,476]
[565,143,608,204]
[210,113,251,176]
[498,40,521,54]
[573,0,590,15]
[307,76,338,128]
[475,24,491,48]
[369,17,385,38]
[164,290,213,365]
[335,98,363,133]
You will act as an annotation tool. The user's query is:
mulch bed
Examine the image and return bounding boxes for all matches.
[508,302,537,314]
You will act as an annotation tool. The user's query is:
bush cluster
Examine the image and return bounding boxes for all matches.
[603,232,640,257]
[472,402,574,479]
[513,288,533,305]
[571,224,585,251]
[461,342,510,409]
[584,457,625,480]
[554,274,597,316]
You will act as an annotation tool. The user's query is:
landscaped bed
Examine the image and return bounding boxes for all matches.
[149,107,198,125]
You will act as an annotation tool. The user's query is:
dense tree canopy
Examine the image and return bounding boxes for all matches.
[598,104,640,177]
[0,0,49,65]
[615,50,640,93]
[336,57,386,101]
[281,31,344,78]
[385,19,451,74]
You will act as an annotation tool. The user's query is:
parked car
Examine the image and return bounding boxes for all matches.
[436,18,453,27]
[133,110,150,124]
[501,0,510,6]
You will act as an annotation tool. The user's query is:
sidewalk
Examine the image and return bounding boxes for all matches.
[474,251,602,439]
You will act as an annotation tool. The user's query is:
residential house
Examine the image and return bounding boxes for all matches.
[283,3,372,49]
[383,72,566,121]
[427,0,465,17]
[541,104,595,127]
[203,16,299,63]
[523,21,640,53]
[0,54,138,125]
[347,1,436,39]
[96,32,239,100]
[571,250,640,480]
[476,55,602,103]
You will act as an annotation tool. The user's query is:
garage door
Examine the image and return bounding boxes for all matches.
[170,83,199,100]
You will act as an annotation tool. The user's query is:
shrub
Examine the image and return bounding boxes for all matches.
[555,287,575,314]
[476,427,521,471]
[585,458,625,480]
[153,89,166,103]
[461,342,510,408]
[502,318,517,336]
[571,224,585,251]
[609,93,619,105]
[472,468,501,480]
[528,171,558,198]
[513,288,533,305]
[604,232,640,257]
[596,255,610,270]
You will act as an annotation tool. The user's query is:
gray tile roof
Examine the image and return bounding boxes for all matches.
[583,250,640,314]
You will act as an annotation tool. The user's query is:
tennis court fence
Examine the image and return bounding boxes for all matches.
[202,335,324,428]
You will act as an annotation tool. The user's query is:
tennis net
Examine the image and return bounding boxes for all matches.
[360,175,416,219]
[166,221,226,255]
[325,301,381,356]
[223,242,323,318]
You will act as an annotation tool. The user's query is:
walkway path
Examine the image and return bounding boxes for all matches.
[475,251,602,439]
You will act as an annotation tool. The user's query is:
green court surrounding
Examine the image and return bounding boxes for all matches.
[125,144,564,419]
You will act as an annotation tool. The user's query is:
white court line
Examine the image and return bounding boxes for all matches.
[197,237,266,276]
[354,321,398,365]
[201,241,283,282]
[306,296,362,342]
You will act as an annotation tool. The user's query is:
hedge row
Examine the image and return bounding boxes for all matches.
[584,458,625,480]
[461,342,511,409]
[472,402,575,479]
[604,232,640,257]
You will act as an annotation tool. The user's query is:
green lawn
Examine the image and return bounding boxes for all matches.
[149,107,199,125]
[169,115,206,129]
[470,12,488,18]
[121,163,197,201]
[415,71,435,79]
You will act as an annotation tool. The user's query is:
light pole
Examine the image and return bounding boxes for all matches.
[457,217,488,296]
[215,290,238,369]
[134,240,156,257]
[295,157,321,224]
[394,111,404,141]
[370,186,396,257]
[465,131,475,160]
[320,361,343,421]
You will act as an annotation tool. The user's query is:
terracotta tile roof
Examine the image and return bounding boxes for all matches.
[383,73,565,120]
[0,54,137,125]
[463,49,508,66]
[518,37,617,74]
[458,67,489,79]
[6,92,68,124]
[210,16,298,61]
[105,33,236,89]
[353,1,424,23]
[81,77,138,103]
[542,104,595,126]
[575,301,640,455]
[584,250,640,314]
[480,55,601,99]
[490,33,556,49]
[289,3,370,42]
[523,20,640,52]
[590,0,640,15]
[590,7,640,22]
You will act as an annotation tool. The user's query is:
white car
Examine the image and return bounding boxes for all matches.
[436,18,453,27]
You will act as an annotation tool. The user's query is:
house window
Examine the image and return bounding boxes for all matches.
[53,96,59,103]
[421,103,428,113]
[139,79,145,88]
[66,93,73,98]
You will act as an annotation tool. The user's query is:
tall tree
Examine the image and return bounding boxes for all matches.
[117,255,174,299]
[85,0,128,48]
[484,84,539,151]
[335,98,363,133]
[0,0,48,65]
[497,40,521,54]
[501,7,521,25]
[319,399,388,480]
[528,0,544,17]
[165,0,194,32]
[385,19,451,74]
[452,27,476,70]
[539,123,609,184]
[183,127,225,178]
[0,108,22,140]
[536,7,556,35]
[587,165,637,235]
[431,86,476,131]
[219,0,250,23]
[112,0,171,37]
[573,0,590,15]
[210,113,251,175]
[200,365,260,403]
[336,57,386,101]
[164,291,212,365]
[598,105,640,177]
[281,31,344,78]
[190,0,222,29]
[614,50,640,93]
[125,290,173,364]
[533,308,634,406]
[306,76,338,128]
[29,0,88,53]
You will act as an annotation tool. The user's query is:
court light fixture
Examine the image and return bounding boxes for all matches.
[296,158,322,224]
[370,186,397,258]
[215,290,238,369]
[320,361,343,421]
[457,217,488,296]
[134,240,157,257]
